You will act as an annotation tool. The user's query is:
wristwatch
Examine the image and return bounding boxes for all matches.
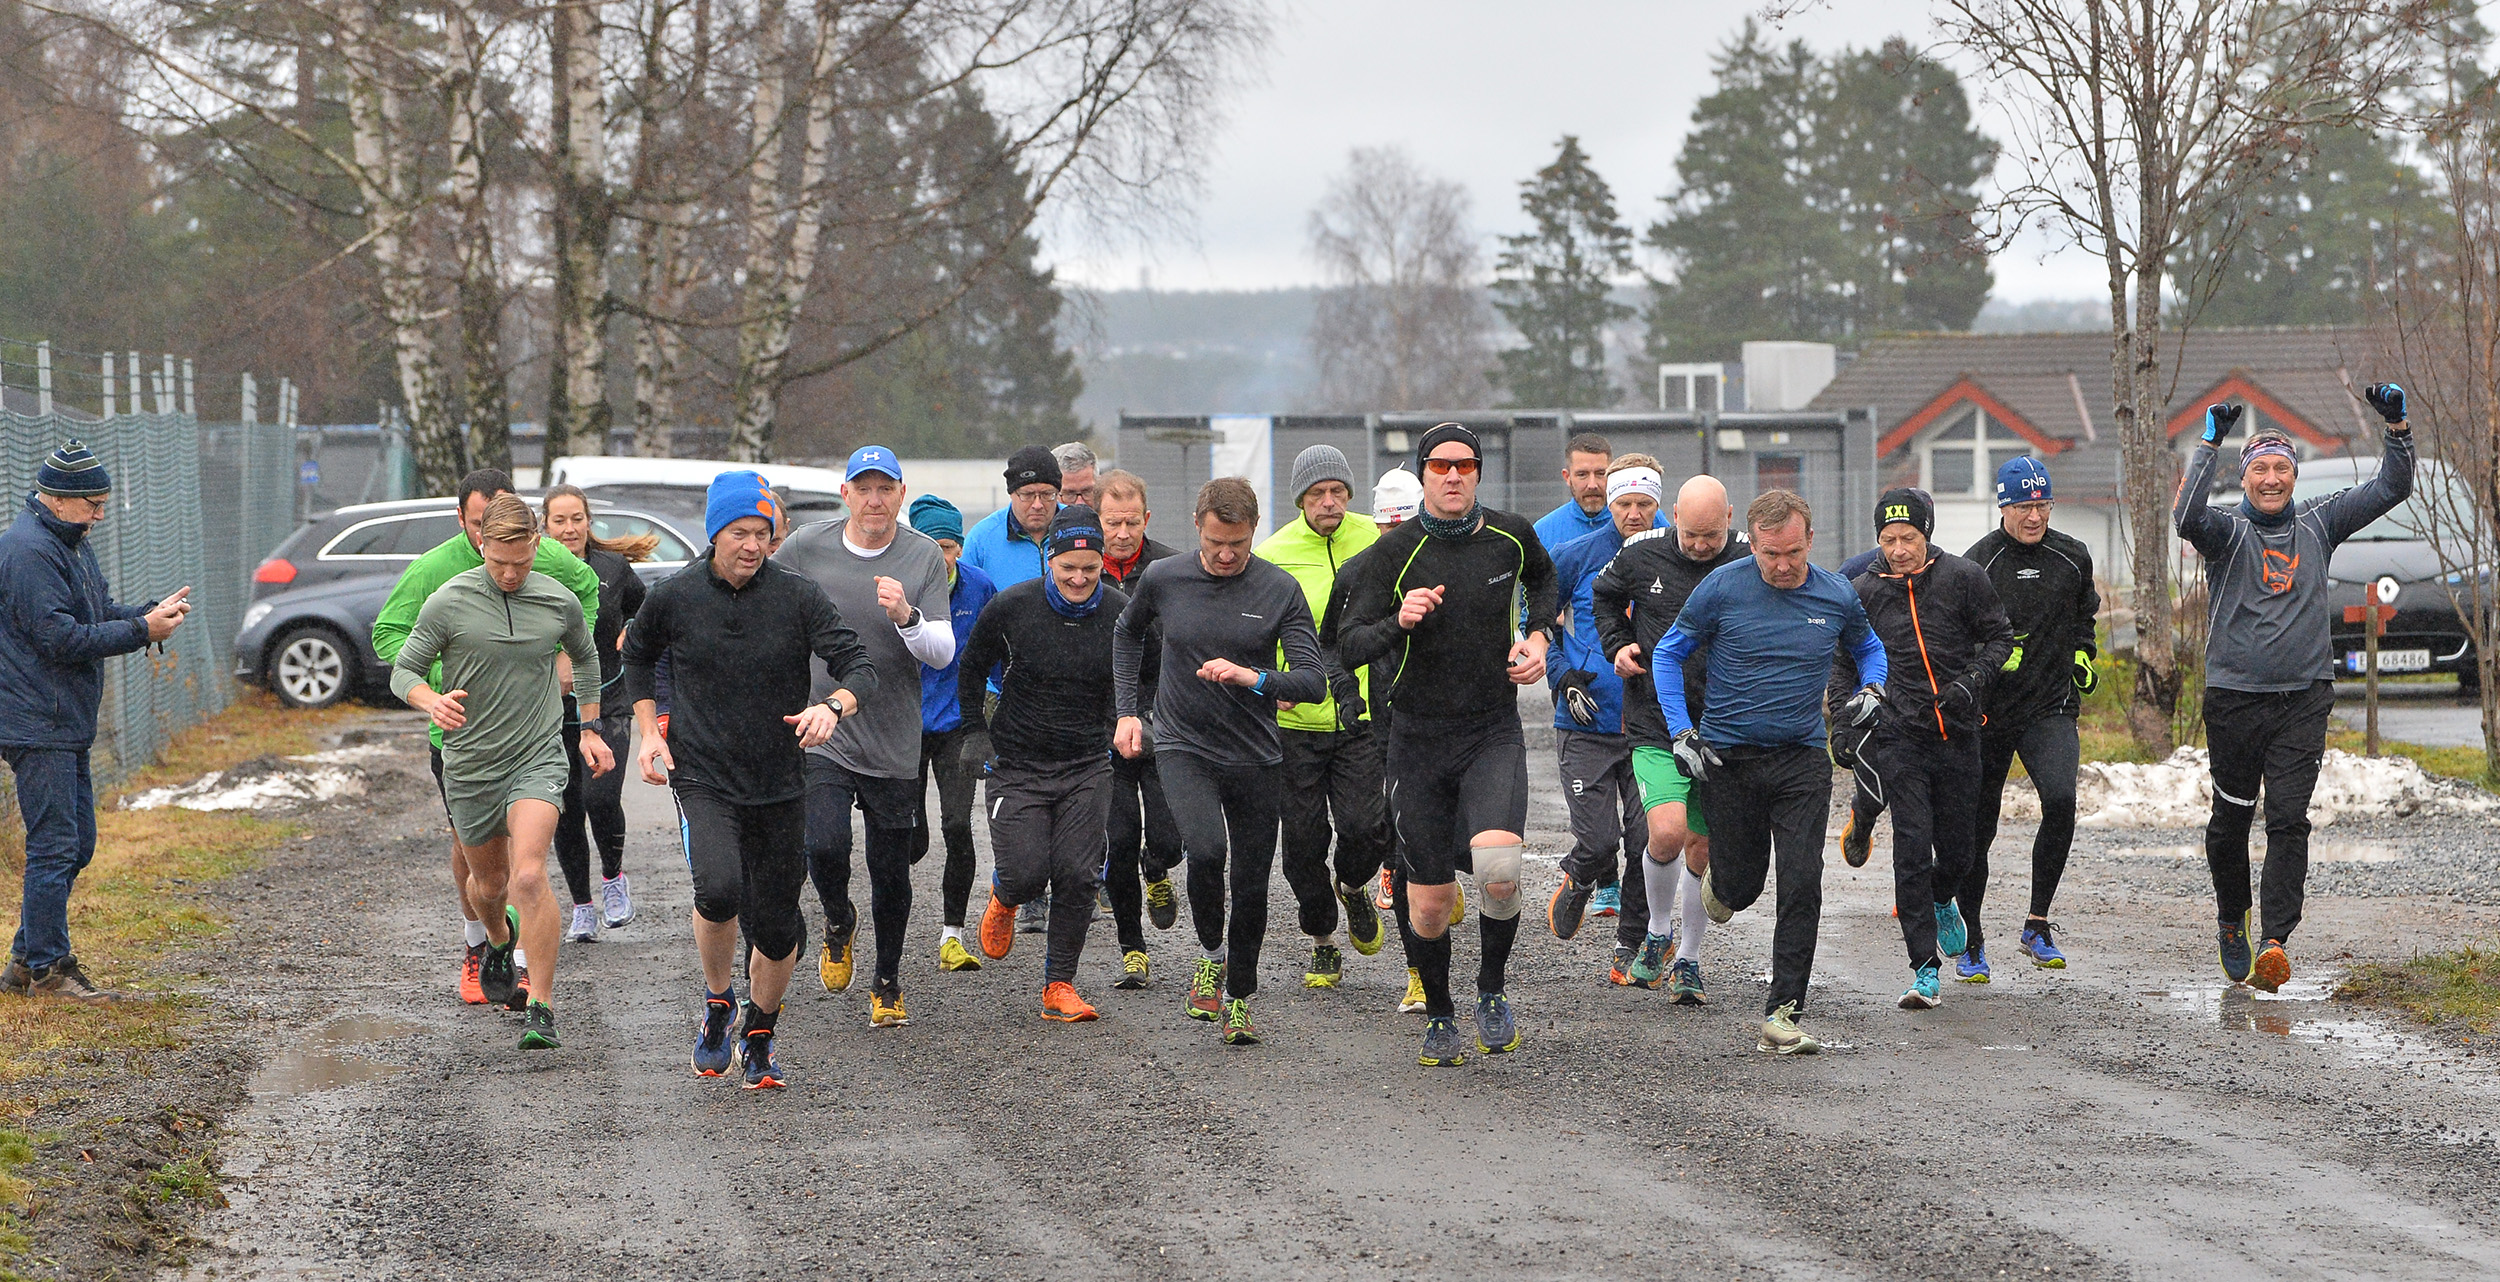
[901,606,925,630]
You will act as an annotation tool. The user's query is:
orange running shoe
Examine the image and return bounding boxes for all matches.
[1375,866,1395,911]
[460,943,486,1004]
[1042,981,1099,1022]
[2251,940,2291,994]
[980,886,1017,960]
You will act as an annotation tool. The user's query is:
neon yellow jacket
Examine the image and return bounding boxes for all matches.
[1254,511,1378,732]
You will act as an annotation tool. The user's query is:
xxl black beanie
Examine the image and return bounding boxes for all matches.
[1875,487,1934,539]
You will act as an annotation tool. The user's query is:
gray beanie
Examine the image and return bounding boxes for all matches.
[1288,444,1356,507]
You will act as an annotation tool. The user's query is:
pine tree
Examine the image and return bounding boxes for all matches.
[1646,25,1994,365]
[1490,136,1634,408]
[2179,119,2443,327]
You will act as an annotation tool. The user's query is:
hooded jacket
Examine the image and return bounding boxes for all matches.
[1589,525,1751,747]
[1834,550,2016,742]
[1964,526,2100,725]
[1255,511,1378,731]
[0,496,156,749]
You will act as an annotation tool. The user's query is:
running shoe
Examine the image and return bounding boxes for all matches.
[820,931,854,992]
[1841,808,1872,868]
[480,931,519,1008]
[980,887,1017,961]
[599,874,634,928]
[1667,957,1708,1005]
[1186,957,1224,1021]
[1221,996,1259,1045]
[1547,876,1594,940]
[1450,882,1466,927]
[1591,884,1621,917]
[1043,981,1099,1022]
[1629,931,1673,989]
[1145,877,1178,930]
[1699,865,1733,924]
[519,1001,561,1049]
[565,903,598,943]
[460,943,487,1005]
[1018,895,1050,934]
[1956,946,1991,984]
[1340,884,1384,956]
[870,978,909,1027]
[692,990,736,1076]
[1304,944,1343,989]
[1399,968,1426,1014]
[1375,866,1395,911]
[1114,950,1151,990]
[2020,921,2068,969]
[1934,902,1968,958]
[503,962,531,1012]
[2218,910,2254,985]
[1757,1001,1820,1055]
[1475,991,1520,1054]
[2251,939,2291,994]
[1608,944,1634,986]
[1418,1015,1467,1067]
[938,936,982,972]
[1899,963,1942,1010]
[739,1030,784,1090]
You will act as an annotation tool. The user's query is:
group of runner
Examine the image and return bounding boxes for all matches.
[380,381,2415,1079]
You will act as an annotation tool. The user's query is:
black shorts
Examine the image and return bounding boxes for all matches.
[1385,710,1528,886]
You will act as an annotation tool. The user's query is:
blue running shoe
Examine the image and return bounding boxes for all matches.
[1955,946,1991,984]
[2218,910,2254,985]
[1667,957,1708,1006]
[1628,931,1672,989]
[1476,990,1521,1054]
[1591,884,1622,917]
[692,989,736,1076]
[2020,922,2067,969]
[739,1030,784,1090]
[1419,1015,1467,1067]
[1935,902,1968,958]
[1898,963,1942,1009]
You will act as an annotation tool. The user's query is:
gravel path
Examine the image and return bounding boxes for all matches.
[165,702,2500,1280]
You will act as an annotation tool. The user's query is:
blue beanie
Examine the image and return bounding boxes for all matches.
[706,470,784,543]
[909,493,964,544]
[1995,456,2052,507]
[37,439,110,497]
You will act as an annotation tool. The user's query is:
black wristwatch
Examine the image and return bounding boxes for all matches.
[904,606,926,629]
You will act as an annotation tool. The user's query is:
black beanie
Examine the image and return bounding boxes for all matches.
[1875,487,1934,539]
[1414,422,1480,470]
[1046,505,1104,559]
[1005,444,1062,492]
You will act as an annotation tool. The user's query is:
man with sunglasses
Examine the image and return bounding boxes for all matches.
[1335,423,1557,1067]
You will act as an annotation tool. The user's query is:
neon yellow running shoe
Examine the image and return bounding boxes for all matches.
[1399,967,1426,1014]
[937,936,982,972]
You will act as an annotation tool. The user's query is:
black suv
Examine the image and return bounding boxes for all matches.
[2306,457,2485,691]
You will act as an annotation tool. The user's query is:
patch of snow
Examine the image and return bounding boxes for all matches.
[124,755,369,812]
[1995,747,2496,829]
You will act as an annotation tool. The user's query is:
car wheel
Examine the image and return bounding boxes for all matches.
[270,625,354,709]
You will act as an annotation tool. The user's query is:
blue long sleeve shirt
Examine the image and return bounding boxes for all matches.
[1547,524,1628,733]
[1535,500,1612,554]
[959,507,1047,589]
[1655,560,1885,749]
[921,560,998,733]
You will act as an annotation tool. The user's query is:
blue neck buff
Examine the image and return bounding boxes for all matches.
[1044,570,1101,618]
[1418,503,1483,541]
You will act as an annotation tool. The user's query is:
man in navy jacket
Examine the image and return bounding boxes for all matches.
[1,441,190,1001]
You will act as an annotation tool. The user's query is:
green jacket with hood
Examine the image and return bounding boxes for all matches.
[1254,511,1377,732]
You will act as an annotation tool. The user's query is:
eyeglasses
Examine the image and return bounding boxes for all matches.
[1422,457,1480,477]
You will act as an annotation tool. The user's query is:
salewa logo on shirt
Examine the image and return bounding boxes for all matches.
[1240,612,1265,620]
[2261,548,2299,594]
[1488,571,1514,586]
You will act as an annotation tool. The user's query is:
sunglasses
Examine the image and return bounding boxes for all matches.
[1422,457,1481,477]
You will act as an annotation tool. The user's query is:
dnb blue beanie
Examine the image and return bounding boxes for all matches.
[707,470,783,544]
[909,493,964,544]
[37,439,110,497]
[1995,457,2052,507]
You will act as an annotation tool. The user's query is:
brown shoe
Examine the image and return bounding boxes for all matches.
[1,958,29,995]
[30,957,116,1003]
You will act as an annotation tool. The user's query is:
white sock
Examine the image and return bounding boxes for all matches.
[1643,857,1680,938]
[941,925,962,944]
[513,947,528,969]
[463,919,489,947]
[1679,867,1710,961]
[1311,933,1337,949]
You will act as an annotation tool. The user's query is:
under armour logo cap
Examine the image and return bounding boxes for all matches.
[845,445,902,482]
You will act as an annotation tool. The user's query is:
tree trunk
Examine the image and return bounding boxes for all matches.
[2124,254,2180,755]
[447,1,510,472]
[555,0,613,459]
[343,1,460,492]
[729,0,841,463]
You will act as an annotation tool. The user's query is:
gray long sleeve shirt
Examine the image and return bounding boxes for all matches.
[1112,552,1325,767]
[2174,426,2415,693]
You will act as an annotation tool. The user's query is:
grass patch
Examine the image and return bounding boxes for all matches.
[2325,728,2493,788]
[2336,944,2500,1034]
[142,1157,218,1205]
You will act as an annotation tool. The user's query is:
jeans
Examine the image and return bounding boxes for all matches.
[2203,681,2336,944]
[1695,743,1829,1016]
[1157,749,1281,999]
[1973,715,2080,925]
[6,747,96,973]
[1874,729,1981,965]
[1278,725,1390,939]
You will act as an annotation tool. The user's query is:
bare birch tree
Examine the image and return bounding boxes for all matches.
[446,0,511,471]
[1942,0,2425,754]
[1306,145,1492,411]
[545,0,612,460]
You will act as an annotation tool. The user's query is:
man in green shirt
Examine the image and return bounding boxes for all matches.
[391,495,608,1049]
[372,469,600,1006]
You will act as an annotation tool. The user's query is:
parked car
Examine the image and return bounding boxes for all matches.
[235,499,696,708]
[541,455,848,531]
[2299,456,2487,691]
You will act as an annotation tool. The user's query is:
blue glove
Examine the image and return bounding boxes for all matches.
[2363,382,2407,424]
[2200,402,2244,445]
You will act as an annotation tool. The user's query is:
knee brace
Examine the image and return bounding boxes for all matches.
[1471,841,1524,920]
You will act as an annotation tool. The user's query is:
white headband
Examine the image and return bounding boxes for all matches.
[1606,466,1663,505]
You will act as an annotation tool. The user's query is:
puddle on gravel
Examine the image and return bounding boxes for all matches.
[250,1016,420,1097]
[2109,842,2403,864]
[2154,983,2495,1085]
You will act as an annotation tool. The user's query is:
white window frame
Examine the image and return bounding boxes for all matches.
[1919,405,2037,499]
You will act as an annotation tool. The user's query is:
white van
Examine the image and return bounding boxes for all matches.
[542,456,849,530]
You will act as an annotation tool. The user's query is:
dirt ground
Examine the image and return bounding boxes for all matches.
[114,700,2500,1280]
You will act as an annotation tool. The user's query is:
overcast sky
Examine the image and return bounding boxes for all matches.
[1047,0,2102,302]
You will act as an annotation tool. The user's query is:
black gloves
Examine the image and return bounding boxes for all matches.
[1936,677,1978,719]
[1829,722,1872,771]
[1671,728,1721,783]
[2201,402,2244,445]
[2363,382,2407,424]
[1840,683,1884,730]
[1559,669,1600,727]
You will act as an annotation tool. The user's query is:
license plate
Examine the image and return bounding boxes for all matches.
[2345,649,2431,674]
